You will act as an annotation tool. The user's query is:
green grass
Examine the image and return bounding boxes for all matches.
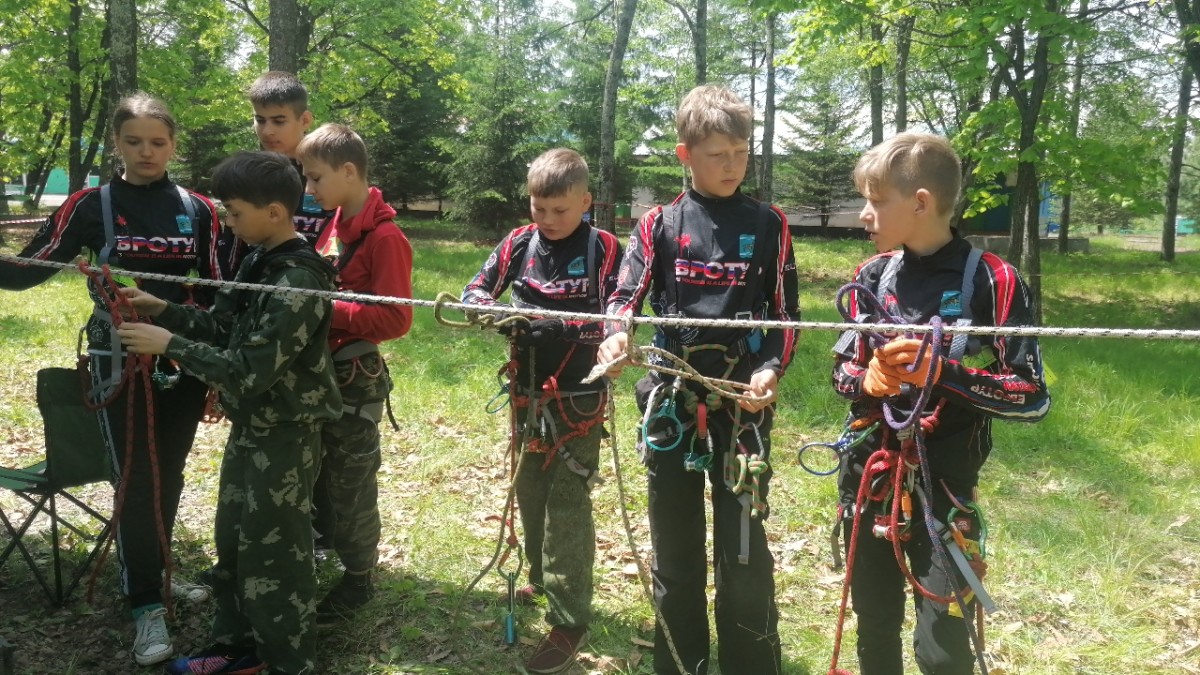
[1,227,1198,674]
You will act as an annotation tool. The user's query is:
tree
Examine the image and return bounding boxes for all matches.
[1161,63,1191,262]
[268,0,312,73]
[775,65,864,227]
[597,0,639,233]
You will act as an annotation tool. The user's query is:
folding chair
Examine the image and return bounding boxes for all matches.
[0,367,113,605]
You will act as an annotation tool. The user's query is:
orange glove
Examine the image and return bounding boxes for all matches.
[862,352,903,397]
[879,338,943,386]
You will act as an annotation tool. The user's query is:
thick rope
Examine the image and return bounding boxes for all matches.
[4,256,1198,341]
[76,263,174,617]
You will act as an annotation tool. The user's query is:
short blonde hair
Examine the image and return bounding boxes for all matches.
[676,85,752,147]
[527,148,588,198]
[853,133,961,216]
[296,123,368,178]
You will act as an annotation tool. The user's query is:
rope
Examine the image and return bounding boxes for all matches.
[76,262,174,618]
[607,385,691,675]
[4,254,1199,341]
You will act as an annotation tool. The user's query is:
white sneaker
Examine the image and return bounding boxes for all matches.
[132,607,173,666]
[169,575,212,603]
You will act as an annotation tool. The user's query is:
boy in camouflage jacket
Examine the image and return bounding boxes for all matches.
[118,151,341,675]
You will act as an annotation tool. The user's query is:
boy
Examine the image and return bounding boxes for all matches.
[294,123,413,625]
[597,85,799,675]
[831,132,1051,674]
[248,71,337,250]
[462,148,622,674]
[117,151,342,675]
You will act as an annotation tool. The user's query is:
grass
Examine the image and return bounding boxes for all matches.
[1,222,1198,674]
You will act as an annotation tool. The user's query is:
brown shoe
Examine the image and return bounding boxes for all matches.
[525,625,588,674]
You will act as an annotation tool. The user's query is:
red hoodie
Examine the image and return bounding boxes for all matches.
[324,186,413,352]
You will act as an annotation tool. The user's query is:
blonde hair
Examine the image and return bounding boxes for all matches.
[527,148,588,198]
[296,123,368,178]
[675,85,752,147]
[853,133,961,217]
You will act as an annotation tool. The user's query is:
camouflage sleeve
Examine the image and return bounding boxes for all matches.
[163,266,331,398]
[156,285,237,345]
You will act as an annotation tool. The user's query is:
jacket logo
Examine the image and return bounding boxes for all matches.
[739,235,755,260]
[115,235,195,255]
[567,256,586,276]
[674,259,751,283]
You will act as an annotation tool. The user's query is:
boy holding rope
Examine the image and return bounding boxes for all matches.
[295,123,413,625]
[118,151,341,675]
[462,148,622,674]
[830,132,1050,674]
[597,84,799,675]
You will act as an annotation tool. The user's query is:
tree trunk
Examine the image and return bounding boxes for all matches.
[746,40,757,197]
[67,0,86,194]
[894,14,913,133]
[1162,63,1192,263]
[269,0,311,73]
[104,0,137,182]
[597,0,639,234]
[869,22,884,145]
[1057,0,1087,253]
[761,14,776,203]
[695,0,707,85]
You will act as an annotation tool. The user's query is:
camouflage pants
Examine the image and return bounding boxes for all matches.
[210,422,320,675]
[313,350,391,573]
[514,390,605,628]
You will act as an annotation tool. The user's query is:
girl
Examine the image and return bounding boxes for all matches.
[0,92,237,666]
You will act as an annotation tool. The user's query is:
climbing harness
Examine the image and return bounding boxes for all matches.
[332,340,399,430]
[821,264,993,675]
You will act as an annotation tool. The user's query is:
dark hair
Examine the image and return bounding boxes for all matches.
[211,151,302,211]
[111,91,177,139]
[248,71,309,117]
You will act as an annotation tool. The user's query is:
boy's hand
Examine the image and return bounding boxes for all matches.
[879,338,943,386]
[597,333,629,377]
[863,354,903,398]
[516,319,565,347]
[116,323,173,356]
[118,287,168,318]
[739,369,778,413]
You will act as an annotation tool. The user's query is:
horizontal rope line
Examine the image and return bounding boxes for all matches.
[3,252,1199,341]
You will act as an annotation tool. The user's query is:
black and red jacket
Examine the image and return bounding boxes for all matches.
[463,222,623,393]
[832,234,1051,485]
[0,174,229,351]
[605,189,800,381]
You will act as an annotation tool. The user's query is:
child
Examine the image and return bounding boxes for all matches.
[830,132,1051,674]
[462,148,622,674]
[0,92,230,666]
[597,85,799,675]
[248,71,336,250]
[117,151,342,675]
[294,123,413,624]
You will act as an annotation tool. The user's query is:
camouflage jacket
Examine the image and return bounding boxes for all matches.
[158,238,343,428]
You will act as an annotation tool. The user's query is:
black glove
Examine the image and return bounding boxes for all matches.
[515,319,566,347]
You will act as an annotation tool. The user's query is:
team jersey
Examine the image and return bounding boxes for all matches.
[0,174,229,351]
[463,222,623,393]
[831,234,1052,484]
[605,189,800,381]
